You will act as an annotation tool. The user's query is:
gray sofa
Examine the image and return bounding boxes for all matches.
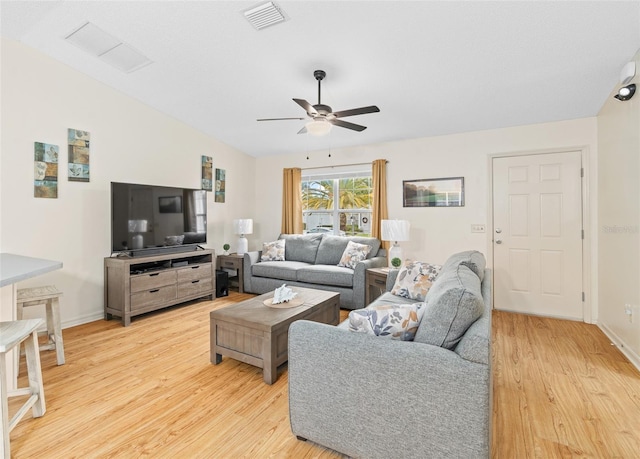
[243,233,387,309]
[288,251,492,458]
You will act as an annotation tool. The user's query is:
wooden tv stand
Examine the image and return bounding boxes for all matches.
[104,249,215,326]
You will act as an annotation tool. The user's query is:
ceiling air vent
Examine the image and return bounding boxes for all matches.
[65,22,152,73]
[243,2,286,30]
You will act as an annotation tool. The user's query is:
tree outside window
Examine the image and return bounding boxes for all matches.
[302,172,372,236]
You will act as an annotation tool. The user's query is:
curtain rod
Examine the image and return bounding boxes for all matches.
[301,160,388,171]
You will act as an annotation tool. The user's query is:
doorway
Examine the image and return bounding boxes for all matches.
[492,151,584,320]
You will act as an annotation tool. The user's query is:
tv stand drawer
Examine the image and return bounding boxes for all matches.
[177,264,213,283]
[178,277,213,298]
[131,270,177,292]
[131,285,177,310]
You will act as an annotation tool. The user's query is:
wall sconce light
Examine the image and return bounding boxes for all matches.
[614,83,636,101]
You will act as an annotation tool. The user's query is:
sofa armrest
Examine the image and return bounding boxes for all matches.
[288,321,490,458]
[385,267,400,291]
[352,256,387,309]
[242,251,261,293]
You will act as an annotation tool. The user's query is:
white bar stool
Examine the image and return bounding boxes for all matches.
[1,319,47,458]
[17,285,65,365]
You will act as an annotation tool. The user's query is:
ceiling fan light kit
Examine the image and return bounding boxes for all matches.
[258,69,380,135]
[306,119,332,136]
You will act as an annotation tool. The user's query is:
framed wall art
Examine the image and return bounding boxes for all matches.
[68,128,90,182]
[201,155,212,191]
[34,142,58,198]
[215,168,225,203]
[403,176,464,207]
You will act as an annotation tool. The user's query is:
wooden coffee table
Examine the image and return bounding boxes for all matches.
[209,287,340,384]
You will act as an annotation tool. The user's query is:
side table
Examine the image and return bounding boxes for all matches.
[217,253,244,293]
[365,267,389,304]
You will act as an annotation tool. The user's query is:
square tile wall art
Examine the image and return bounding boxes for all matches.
[202,156,213,191]
[34,142,58,198]
[215,168,226,203]
[68,128,90,182]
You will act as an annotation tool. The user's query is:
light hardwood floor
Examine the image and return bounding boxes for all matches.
[8,293,640,458]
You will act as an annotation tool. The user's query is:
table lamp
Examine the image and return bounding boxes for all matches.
[128,219,148,250]
[381,219,410,268]
[234,219,253,255]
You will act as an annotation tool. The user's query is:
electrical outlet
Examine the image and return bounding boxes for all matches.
[624,304,633,322]
[471,224,486,233]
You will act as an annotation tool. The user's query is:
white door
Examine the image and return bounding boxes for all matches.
[492,151,583,320]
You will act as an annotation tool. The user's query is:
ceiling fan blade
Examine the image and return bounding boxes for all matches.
[331,119,367,132]
[293,98,318,116]
[297,126,307,135]
[257,117,306,121]
[332,105,380,118]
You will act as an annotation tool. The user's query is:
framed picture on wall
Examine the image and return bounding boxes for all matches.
[403,177,465,207]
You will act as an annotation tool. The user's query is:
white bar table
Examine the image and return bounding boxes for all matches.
[0,253,62,388]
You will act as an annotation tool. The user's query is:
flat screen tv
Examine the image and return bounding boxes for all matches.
[111,182,207,255]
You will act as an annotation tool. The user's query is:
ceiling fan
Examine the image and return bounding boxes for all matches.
[257,70,380,136]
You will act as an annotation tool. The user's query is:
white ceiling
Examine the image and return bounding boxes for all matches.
[2,1,639,157]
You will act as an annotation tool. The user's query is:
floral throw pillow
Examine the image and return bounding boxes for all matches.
[337,241,372,269]
[261,239,285,261]
[391,260,442,301]
[348,303,425,341]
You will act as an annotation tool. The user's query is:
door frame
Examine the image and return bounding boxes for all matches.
[487,146,595,323]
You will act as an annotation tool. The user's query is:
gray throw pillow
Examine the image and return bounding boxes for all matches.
[414,264,484,350]
[278,233,323,263]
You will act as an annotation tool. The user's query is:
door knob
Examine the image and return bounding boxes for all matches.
[495,240,502,244]
[495,228,502,233]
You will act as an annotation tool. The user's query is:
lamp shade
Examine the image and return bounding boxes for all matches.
[305,119,332,136]
[381,220,410,242]
[128,219,148,233]
[234,219,253,235]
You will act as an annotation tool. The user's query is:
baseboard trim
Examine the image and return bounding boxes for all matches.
[62,312,105,329]
[598,322,640,372]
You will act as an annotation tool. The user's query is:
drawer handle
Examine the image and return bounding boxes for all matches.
[149,273,160,277]
[191,265,200,269]
[374,279,385,285]
[149,289,160,293]
[191,280,200,284]
[223,262,234,266]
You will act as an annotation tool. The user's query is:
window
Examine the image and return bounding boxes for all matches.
[302,170,373,236]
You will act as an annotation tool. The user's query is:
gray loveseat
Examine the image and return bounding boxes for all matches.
[288,251,492,458]
[243,233,387,309]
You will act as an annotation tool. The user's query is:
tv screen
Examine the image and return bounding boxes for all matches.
[111,182,207,254]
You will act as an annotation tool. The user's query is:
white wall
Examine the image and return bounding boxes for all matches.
[0,38,256,327]
[597,48,640,366]
[255,118,598,270]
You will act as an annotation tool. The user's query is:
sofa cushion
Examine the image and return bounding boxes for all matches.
[348,303,425,341]
[414,264,484,350]
[252,261,310,282]
[261,239,285,261]
[278,234,323,263]
[440,250,486,282]
[297,265,354,287]
[337,241,372,269]
[315,236,381,265]
[390,260,441,301]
